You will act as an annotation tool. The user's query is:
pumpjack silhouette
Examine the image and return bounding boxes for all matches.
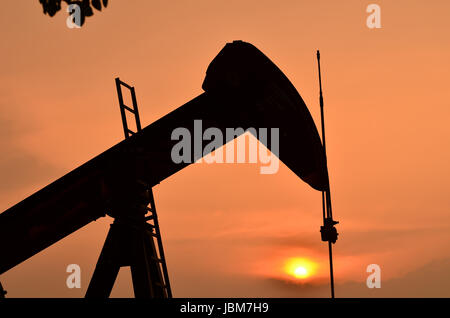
[0,40,337,298]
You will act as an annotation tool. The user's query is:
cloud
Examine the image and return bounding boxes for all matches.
[342,257,450,297]
[334,226,450,257]
[269,257,450,298]
[0,117,64,207]
[217,257,450,297]
[0,149,62,191]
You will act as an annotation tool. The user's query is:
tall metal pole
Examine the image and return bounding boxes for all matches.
[317,50,336,299]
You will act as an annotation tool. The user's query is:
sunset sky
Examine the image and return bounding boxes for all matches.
[1,1,450,297]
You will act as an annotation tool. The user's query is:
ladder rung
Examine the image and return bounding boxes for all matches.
[151,257,163,263]
[144,215,154,221]
[122,105,135,113]
[147,225,159,234]
[155,282,167,288]
[127,129,136,135]
[150,232,161,238]
[118,80,133,90]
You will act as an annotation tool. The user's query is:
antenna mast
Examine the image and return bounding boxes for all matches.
[317,50,339,299]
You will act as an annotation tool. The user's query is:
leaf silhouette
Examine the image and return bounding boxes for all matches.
[92,0,102,11]
[38,0,109,26]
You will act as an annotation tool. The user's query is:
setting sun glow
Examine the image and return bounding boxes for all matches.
[294,266,308,278]
[284,258,318,280]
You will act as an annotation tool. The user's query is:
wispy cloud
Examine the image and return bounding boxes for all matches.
[0,116,63,210]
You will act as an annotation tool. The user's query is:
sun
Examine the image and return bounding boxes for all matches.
[294,266,308,278]
[284,258,317,280]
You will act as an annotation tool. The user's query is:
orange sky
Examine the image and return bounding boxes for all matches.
[1,0,450,297]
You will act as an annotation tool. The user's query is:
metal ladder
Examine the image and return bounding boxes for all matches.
[115,77,172,298]
[86,78,172,298]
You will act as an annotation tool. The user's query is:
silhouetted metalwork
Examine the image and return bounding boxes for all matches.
[317,50,339,299]
[116,78,142,138]
[85,78,172,298]
[0,282,6,298]
[0,41,329,297]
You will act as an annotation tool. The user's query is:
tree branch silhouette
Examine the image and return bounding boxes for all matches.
[39,0,108,26]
